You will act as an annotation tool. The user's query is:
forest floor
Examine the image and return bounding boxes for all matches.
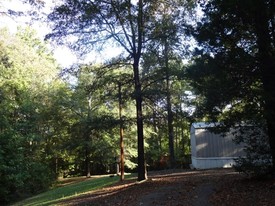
[57,168,275,206]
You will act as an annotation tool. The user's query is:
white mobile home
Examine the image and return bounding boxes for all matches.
[190,122,245,169]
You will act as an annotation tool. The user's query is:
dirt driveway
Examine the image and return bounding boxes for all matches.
[58,169,275,206]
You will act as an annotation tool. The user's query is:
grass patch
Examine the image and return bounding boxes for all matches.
[12,174,134,206]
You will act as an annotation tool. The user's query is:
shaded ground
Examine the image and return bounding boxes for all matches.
[57,169,275,206]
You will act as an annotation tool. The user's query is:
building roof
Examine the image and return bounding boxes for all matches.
[191,122,219,129]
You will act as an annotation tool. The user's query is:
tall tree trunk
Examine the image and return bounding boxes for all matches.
[85,94,92,178]
[179,96,185,156]
[85,149,91,178]
[254,0,275,172]
[55,158,58,176]
[164,39,175,168]
[175,122,178,157]
[181,123,185,155]
[134,0,147,181]
[152,106,161,153]
[133,61,147,181]
[118,82,125,181]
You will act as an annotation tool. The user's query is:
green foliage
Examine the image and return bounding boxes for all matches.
[142,19,192,168]
[187,0,275,176]
[46,0,196,177]
[0,27,65,203]
[61,64,139,176]
[233,125,273,177]
[0,0,200,203]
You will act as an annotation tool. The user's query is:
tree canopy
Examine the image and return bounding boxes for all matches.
[187,0,275,174]
[1,0,275,203]
[0,27,66,203]
[46,0,195,180]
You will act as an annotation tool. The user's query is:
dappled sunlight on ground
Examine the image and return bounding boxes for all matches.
[21,169,273,206]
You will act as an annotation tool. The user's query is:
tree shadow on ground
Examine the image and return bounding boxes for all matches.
[55,169,275,206]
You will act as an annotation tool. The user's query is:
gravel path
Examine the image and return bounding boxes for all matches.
[192,183,214,206]
[138,185,182,205]
[136,170,216,206]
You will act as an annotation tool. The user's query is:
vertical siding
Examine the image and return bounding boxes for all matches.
[194,128,244,158]
[190,125,197,157]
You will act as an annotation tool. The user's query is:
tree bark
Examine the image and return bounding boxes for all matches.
[118,82,125,181]
[134,0,147,181]
[85,150,91,178]
[85,94,92,178]
[133,61,147,181]
[254,0,275,171]
[164,38,175,168]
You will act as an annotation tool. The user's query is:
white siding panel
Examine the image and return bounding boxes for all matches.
[191,157,237,169]
[190,122,245,169]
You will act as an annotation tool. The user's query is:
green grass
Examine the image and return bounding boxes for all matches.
[12,175,129,206]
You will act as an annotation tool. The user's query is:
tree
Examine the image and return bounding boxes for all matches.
[47,0,181,180]
[46,0,198,179]
[99,66,133,180]
[62,63,138,177]
[66,65,114,177]
[46,0,154,181]
[0,27,64,203]
[187,0,275,174]
[141,0,194,168]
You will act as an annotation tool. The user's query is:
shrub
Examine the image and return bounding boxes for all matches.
[233,126,273,178]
